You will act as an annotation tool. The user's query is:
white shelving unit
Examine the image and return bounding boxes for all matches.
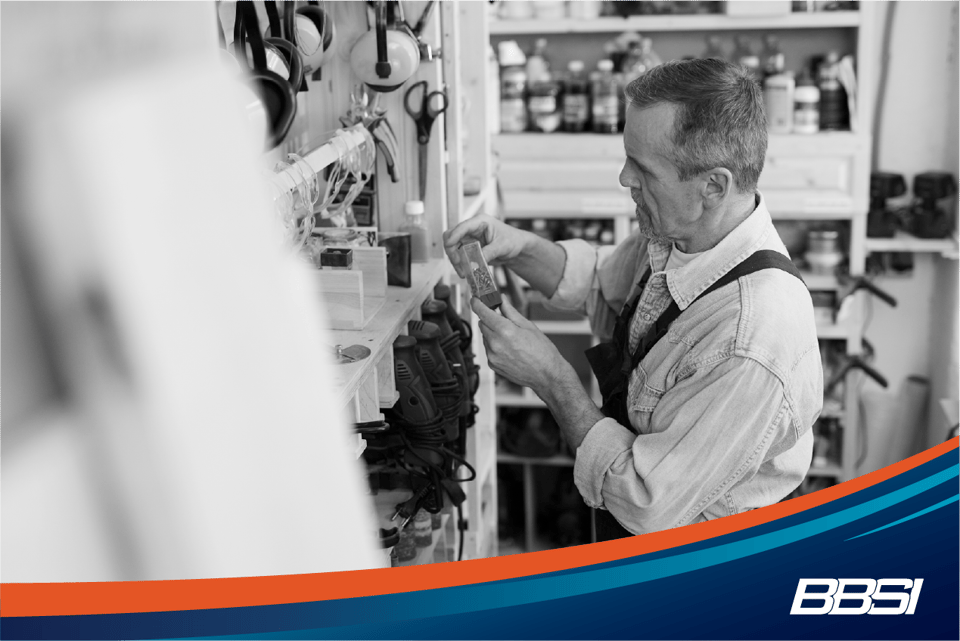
[441,0,499,561]
[485,5,879,547]
[489,11,863,35]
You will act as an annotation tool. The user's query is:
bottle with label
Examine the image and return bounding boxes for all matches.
[528,79,561,133]
[498,40,528,133]
[762,34,785,78]
[591,59,619,134]
[562,60,590,132]
[526,38,551,85]
[764,70,795,134]
[734,35,762,83]
[413,509,433,547]
[622,41,646,85]
[818,51,849,131]
[638,37,663,72]
[793,70,820,134]
[400,200,429,261]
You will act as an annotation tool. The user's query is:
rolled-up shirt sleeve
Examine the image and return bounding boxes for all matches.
[545,238,637,341]
[543,239,601,313]
[573,355,790,534]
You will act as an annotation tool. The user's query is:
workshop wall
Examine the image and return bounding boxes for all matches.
[863,1,959,455]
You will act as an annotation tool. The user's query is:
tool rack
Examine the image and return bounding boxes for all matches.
[264,1,498,564]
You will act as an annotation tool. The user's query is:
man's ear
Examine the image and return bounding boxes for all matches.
[700,169,734,208]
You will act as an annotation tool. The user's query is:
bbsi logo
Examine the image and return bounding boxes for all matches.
[790,579,923,615]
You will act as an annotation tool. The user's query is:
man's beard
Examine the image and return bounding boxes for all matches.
[634,202,670,244]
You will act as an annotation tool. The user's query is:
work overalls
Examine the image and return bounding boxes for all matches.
[584,250,803,541]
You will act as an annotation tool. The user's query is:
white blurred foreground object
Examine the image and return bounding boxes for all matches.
[1,2,380,583]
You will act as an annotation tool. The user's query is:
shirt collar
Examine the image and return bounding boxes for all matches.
[651,192,773,311]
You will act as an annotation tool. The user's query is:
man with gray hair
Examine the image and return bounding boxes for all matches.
[444,58,822,540]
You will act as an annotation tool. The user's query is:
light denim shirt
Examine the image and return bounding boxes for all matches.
[546,193,822,534]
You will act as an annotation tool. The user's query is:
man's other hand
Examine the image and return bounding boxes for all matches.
[471,296,571,395]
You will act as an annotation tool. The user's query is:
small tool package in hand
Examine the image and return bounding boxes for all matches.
[459,240,502,309]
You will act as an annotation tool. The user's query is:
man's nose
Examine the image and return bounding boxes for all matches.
[619,165,636,189]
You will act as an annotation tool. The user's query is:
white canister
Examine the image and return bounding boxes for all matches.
[498,1,535,20]
[763,71,795,134]
[567,1,603,19]
[534,1,567,20]
[793,73,820,135]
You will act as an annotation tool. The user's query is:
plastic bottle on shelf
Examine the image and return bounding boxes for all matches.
[400,200,430,262]
[621,41,646,84]
[762,34,786,78]
[562,60,590,132]
[734,35,762,83]
[793,69,820,134]
[702,35,726,60]
[638,37,663,71]
[528,78,562,133]
[413,509,433,547]
[591,59,619,134]
[498,40,528,133]
[818,51,849,131]
[764,70,795,134]
[526,38,551,85]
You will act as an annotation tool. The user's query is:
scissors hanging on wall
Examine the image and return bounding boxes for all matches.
[404,80,448,202]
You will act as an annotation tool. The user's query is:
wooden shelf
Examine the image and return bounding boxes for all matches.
[864,231,959,257]
[498,451,575,468]
[490,11,861,35]
[495,131,861,155]
[329,259,447,407]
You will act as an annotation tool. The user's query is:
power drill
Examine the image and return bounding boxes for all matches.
[905,172,957,239]
[867,172,906,238]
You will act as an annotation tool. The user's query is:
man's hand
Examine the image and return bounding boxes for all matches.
[472,296,603,450]
[442,214,530,279]
[443,214,568,298]
[471,297,567,394]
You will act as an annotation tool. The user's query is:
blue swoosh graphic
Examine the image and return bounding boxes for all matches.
[846,493,959,540]
[218,463,959,639]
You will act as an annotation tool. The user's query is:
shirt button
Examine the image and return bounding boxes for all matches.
[643,313,652,321]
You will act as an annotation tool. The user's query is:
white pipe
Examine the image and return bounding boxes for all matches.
[273,124,369,193]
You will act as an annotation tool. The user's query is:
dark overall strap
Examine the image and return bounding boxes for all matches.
[590,249,803,541]
[586,268,651,414]
[627,249,804,376]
